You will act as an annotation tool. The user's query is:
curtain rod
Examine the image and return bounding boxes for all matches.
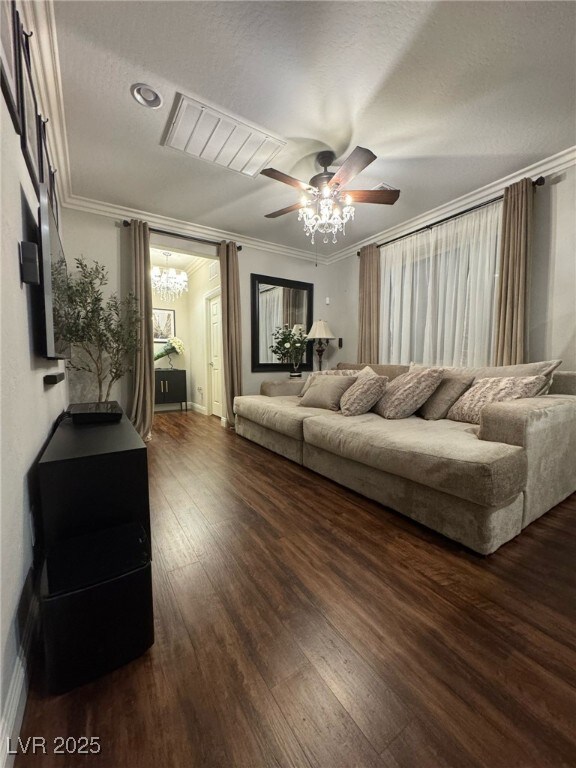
[358,176,546,254]
[122,221,242,251]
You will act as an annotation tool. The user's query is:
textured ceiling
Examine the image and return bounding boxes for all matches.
[54,1,576,255]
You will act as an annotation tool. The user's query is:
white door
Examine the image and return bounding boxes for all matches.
[208,294,223,417]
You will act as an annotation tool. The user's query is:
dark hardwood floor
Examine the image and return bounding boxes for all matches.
[16,411,576,767]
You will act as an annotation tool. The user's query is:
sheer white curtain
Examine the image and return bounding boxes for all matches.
[259,286,283,363]
[380,201,502,366]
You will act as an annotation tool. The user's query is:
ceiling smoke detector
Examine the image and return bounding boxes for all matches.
[130,83,163,109]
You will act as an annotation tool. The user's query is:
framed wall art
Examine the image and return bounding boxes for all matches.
[39,118,59,227]
[153,309,175,342]
[39,117,50,183]
[0,0,22,133]
[20,28,40,194]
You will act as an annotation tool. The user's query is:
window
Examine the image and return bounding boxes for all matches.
[380,201,502,367]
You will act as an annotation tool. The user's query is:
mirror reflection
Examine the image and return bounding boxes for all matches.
[251,274,314,372]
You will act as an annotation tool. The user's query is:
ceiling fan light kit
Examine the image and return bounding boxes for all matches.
[261,146,400,246]
[298,188,355,245]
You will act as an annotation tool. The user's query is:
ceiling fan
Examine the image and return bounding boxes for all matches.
[260,146,400,244]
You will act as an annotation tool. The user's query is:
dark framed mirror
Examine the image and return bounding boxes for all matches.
[251,274,314,372]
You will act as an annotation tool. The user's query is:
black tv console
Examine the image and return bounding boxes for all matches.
[36,409,154,693]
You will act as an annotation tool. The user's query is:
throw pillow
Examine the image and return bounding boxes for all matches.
[372,368,444,419]
[337,363,410,380]
[340,376,388,416]
[417,372,475,420]
[447,375,548,424]
[410,360,561,395]
[355,365,379,378]
[299,375,357,410]
[300,369,359,397]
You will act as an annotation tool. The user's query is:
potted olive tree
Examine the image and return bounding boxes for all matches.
[54,257,141,402]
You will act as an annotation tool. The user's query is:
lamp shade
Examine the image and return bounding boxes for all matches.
[307,320,335,340]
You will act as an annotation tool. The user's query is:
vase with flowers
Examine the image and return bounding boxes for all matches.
[154,336,185,369]
[269,325,308,377]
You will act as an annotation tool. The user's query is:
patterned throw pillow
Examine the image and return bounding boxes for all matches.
[300,369,360,397]
[340,375,388,416]
[447,375,548,424]
[299,375,357,410]
[410,360,561,395]
[355,365,380,378]
[372,368,444,419]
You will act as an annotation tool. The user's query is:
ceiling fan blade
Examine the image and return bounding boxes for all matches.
[328,146,377,189]
[345,189,400,205]
[265,202,306,219]
[260,168,313,191]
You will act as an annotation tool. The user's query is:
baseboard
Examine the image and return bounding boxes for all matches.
[188,402,207,415]
[0,600,38,768]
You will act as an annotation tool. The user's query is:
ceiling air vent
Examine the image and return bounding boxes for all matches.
[164,94,286,178]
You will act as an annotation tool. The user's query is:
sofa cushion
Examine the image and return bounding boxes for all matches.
[447,375,548,424]
[337,362,409,381]
[340,374,388,416]
[418,372,475,420]
[302,413,527,507]
[299,375,357,410]
[373,368,444,419]
[549,371,576,396]
[411,360,561,395]
[233,395,338,440]
[300,369,360,396]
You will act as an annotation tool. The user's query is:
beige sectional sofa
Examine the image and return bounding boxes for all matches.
[233,364,576,554]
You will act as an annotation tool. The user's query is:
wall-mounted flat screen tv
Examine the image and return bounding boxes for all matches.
[38,183,71,359]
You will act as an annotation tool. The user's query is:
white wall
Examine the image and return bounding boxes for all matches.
[1,101,68,761]
[530,165,576,369]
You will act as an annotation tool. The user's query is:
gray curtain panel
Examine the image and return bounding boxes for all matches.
[357,243,380,363]
[128,219,154,440]
[494,178,534,365]
[219,240,242,427]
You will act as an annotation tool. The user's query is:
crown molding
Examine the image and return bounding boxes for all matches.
[19,0,72,203]
[330,146,576,263]
[60,143,576,266]
[63,193,331,263]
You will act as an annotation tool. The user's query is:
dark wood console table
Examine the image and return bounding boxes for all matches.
[155,368,187,410]
[37,410,154,693]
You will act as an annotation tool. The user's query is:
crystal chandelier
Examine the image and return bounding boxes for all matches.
[298,187,355,245]
[150,253,189,302]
